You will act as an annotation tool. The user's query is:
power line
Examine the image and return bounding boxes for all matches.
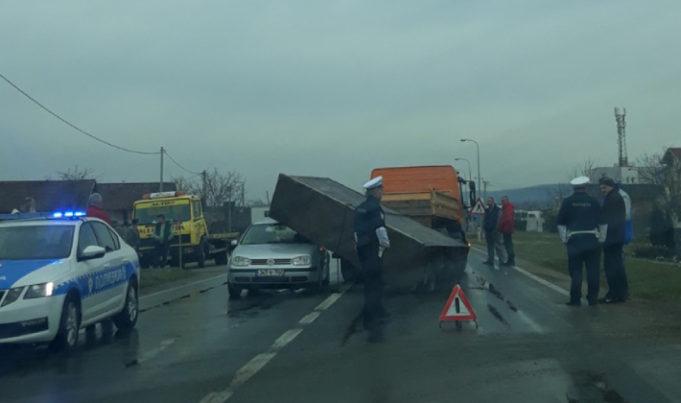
[0,71,159,155]
[163,149,203,176]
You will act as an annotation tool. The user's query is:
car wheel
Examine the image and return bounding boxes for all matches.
[113,280,139,332]
[51,296,81,353]
[228,283,242,300]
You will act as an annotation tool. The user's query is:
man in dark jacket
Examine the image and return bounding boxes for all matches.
[599,177,629,303]
[354,176,390,342]
[557,177,605,306]
[153,214,173,268]
[483,197,501,266]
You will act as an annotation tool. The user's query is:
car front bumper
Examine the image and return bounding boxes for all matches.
[0,295,64,344]
[228,266,320,287]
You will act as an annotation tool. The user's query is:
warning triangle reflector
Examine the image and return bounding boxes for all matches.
[439,285,477,322]
[471,200,485,214]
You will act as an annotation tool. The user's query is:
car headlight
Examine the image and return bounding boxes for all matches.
[231,256,251,267]
[1,286,25,306]
[292,255,311,267]
[24,282,55,299]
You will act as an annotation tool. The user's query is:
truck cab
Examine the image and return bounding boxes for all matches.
[132,192,227,268]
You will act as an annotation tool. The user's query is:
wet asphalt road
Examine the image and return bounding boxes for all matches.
[2,256,681,403]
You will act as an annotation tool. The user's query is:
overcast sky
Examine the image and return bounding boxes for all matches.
[1,1,680,200]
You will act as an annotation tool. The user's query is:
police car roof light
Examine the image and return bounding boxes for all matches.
[52,212,64,218]
[64,212,74,218]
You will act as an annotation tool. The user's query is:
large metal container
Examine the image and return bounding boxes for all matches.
[269,174,469,288]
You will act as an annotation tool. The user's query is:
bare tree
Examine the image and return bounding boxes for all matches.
[174,169,246,208]
[637,152,666,186]
[57,165,95,180]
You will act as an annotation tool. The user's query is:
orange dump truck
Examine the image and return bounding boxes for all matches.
[370,165,467,234]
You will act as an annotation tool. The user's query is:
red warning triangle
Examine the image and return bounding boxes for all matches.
[439,285,477,322]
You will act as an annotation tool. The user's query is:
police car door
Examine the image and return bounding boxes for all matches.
[90,222,127,316]
[76,222,109,322]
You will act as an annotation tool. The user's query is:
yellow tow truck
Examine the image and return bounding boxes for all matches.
[132,192,231,268]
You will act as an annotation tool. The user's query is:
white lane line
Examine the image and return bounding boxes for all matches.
[516,310,545,334]
[199,290,346,403]
[470,246,569,297]
[271,329,304,350]
[298,311,321,325]
[137,338,176,364]
[314,292,343,311]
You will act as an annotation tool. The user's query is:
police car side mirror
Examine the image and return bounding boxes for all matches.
[79,245,106,261]
[231,240,238,247]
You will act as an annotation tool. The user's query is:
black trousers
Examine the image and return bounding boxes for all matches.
[603,243,629,300]
[503,233,515,263]
[567,247,600,303]
[485,231,497,262]
[358,248,384,330]
[155,242,169,267]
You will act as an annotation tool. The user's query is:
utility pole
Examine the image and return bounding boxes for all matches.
[614,107,628,167]
[483,179,490,197]
[460,138,483,198]
[159,146,165,192]
[201,170,207,207]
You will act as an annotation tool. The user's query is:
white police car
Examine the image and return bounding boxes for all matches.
[0,211,140,351]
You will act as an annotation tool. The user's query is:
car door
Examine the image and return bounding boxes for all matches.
[91,222,128,315]
[76,222,108,322]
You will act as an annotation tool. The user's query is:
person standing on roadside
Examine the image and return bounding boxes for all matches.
[86,193,112,225]
[599,177,629,304]
[483,197,503,266]
[354,176,390,343]
[557,177,606,306]
[500,196,516,266]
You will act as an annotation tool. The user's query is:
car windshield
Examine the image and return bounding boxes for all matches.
[0,225,74,260]
[240,224,307,245]
[134,204,190,225]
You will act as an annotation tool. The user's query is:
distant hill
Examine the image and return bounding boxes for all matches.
[487,184,571,209]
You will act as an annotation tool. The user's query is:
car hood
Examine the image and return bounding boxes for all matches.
[0,259,67,289]
[232,243,315,259]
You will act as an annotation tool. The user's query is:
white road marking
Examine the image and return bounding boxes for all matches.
[314,292,343,311]
[199,290,347,403]
[271,328,304,350]
[298,311,321,325]
[471,246,569,297]
[137,338,176,364]
[516,310,545,333]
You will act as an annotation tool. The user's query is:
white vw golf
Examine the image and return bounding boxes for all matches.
[0,212,140,351]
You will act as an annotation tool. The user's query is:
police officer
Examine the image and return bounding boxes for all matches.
[354,176,390,342]
[599,177,629,303]
[557,177,606,306]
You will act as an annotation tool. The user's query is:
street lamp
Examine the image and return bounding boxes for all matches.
[460,138,482,198]
[453,157,472,182]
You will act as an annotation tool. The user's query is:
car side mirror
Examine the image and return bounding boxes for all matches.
[79,245,106,261]
[231,240,238,247]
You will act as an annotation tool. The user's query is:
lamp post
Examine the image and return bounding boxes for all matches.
[460,138,482,198]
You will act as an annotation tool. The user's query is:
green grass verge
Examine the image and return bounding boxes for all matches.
[510,231,681,303]
[139,267,196,291]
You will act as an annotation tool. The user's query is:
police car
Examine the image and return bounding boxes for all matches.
[0,211,140,351]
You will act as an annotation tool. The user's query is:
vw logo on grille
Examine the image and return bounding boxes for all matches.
[267,258,275,266]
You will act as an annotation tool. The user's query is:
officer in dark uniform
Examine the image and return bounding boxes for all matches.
[354,176,390,342]
[556,176,606,306]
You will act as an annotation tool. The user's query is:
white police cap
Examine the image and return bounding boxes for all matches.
[570,176,590,186]
[363,176,384,190]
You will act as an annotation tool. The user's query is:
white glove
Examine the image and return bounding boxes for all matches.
[598,224,608,243]
[376,227,390,249]
[558,226,568,244]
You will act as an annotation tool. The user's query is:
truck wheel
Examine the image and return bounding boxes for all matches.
[51,296,81,353]
[228,283,242,300]
[197,240,207,268]
[113,280,139,332]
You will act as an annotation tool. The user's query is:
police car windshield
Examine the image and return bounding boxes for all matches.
[135,205,190,225]
[0,225,74,260]
[240,224,307,245]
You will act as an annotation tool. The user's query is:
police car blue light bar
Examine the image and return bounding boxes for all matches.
[51,211,86,219]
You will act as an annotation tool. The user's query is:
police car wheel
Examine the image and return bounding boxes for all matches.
[52,297,81,352]
[114,281,139,331]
